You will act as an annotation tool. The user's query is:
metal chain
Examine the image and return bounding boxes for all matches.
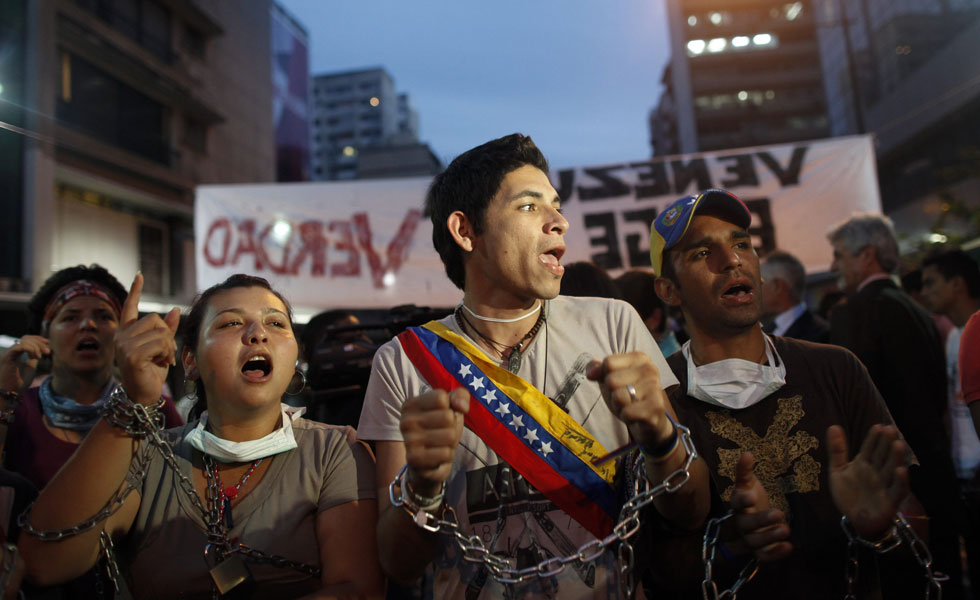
[99,529,121,596]
[0,542,19,600]
[840,514,948,600]
[19,387,321,586]
[896,516,947,600]
[234,543,322,577]
[390,421,698,587]
[844,531,860,600]
[17,389,157,540]
[701,512,759,600]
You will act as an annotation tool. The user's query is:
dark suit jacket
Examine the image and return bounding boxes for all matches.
[829,279,948,455]
[783,309,830,344]
[829,278,958,501]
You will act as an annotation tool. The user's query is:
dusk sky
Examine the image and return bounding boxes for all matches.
[277,1,672,169]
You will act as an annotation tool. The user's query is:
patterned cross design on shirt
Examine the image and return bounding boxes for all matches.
[705,395,820,515]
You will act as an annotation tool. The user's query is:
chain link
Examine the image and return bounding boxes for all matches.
[895,515,947,599]
[844,530,860,600]
[17,392,155,540]
[839,514,948,600]
[99,529,121,596]
[700,512,758,600]
[19,386,321,590]
[390,421,698,588]
[233,543,322,577]
[0,542,19,600]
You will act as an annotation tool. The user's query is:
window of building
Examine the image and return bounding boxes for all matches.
[56,51,170,164]
[73,0,173,63]
[182,116,207,154]
[182,24,206,60]
[138,222,166,295]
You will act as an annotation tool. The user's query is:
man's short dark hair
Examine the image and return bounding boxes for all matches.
[922,248,980,298]
[424,133,549,290]
[659,248,678,286]
[616,270,666,326]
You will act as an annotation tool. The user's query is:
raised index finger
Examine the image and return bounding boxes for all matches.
[121,272,143,326]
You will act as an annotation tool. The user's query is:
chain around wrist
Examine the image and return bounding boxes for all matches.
[102,385,165,436]
[840,515,903,553]
[403,471,446,511]
[389,464,447,532]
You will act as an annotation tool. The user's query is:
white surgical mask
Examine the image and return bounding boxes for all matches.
[184,404,306,463]
[683,335,786,410]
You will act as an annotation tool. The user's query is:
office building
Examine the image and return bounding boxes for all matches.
[814,0,980,243]
[271,1,311,182]
[1,0,278,320]
[651,0,829,155]
[310,67,437,180]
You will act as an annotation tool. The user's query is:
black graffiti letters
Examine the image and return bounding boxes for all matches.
[553,145,809,202]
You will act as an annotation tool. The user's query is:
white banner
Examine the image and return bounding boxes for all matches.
[195,135,880,309]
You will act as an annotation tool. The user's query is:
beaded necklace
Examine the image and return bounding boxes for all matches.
[203,454,263,529]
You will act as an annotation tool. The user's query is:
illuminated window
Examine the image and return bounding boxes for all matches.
[785,2,803,21]
[732,36,750,48]
[688,15,698,26]
[707,38,727,53]
[753,33,774,46]
[709,12,723,25]
[687,39,706,55]
[369,96,380,107]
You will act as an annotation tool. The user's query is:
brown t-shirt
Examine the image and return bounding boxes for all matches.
[644,337,899,599]
[122,417,376,600]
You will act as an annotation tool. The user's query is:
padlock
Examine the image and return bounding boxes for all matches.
[209,555,253,596]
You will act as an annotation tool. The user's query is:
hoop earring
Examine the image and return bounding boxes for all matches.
[286,369,307,396]
[183,379,198,401]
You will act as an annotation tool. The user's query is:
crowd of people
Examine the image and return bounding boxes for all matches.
[0,132,977,599]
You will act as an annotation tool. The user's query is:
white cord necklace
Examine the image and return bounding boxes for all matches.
[460,301,541,323]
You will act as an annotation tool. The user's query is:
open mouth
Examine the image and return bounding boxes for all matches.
[722,283,752,297]
[720,280,755,305]
[539,246,566,276]
[76,339,100,352]
[241,354,273,378]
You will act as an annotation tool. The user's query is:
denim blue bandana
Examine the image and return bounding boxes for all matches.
[39,377,117,432]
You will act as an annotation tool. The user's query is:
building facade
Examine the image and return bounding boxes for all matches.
[271,1,311,182]
[309,67,434,180]
[1,0,278,322]
[652,0,829,155]
[813,0,980,245]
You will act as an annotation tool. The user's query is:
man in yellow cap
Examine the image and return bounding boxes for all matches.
[640,189,929,599]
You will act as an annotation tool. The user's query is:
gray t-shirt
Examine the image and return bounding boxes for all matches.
[358,295,677,600]
[122,418,376,599]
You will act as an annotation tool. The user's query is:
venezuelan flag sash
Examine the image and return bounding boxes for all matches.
[397,321,618,538]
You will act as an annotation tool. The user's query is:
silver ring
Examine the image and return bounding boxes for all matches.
[626,384,637,403]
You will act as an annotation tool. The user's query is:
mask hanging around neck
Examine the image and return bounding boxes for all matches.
[184,404,305,463]
[683,335,786,410]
